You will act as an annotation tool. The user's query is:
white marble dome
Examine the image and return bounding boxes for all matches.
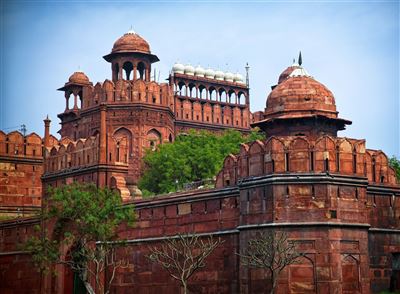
[233,72,244,83]
[289,66,311,78]
[195,65,205,77]
[205,68,215,79]
[184,64,195,76]
[215,70,225,81]
[224,72,234,82]
[172,62,185,74]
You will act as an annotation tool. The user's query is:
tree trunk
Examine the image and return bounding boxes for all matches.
[84,281,96,294]
[182,280,188,294]
[269,271,276,294]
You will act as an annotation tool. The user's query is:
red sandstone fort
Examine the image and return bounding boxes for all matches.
[0,30,399,294]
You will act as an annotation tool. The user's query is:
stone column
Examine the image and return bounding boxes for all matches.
[118,63,123,80]
[43,116,51,148]
[99,104,107,164]
[73,93,78,109]
[65,92,69,111]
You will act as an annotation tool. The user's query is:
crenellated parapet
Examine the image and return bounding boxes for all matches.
[44,136,100,173]
[43,134,138,201]
[0,130,57,159]
[59,78,173,113]
[216,135,398,188]
[0,130,58,212]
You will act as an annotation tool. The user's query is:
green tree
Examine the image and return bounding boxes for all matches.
[24,183,135,294]
[389,156,400,181]
[139,129,264,195]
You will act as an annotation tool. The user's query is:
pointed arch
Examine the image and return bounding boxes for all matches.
[289,137,310,172]
[264,137,285,173]
[237,143,249,179]
[341,254,360,292]
[222,154,237,186]
[248,140,265,176]
[315,135,336,172]
[146,128,162,150]
[113,127,132,164]
[288,254,316,293]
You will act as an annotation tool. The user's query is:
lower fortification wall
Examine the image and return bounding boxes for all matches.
[0,185,399,294]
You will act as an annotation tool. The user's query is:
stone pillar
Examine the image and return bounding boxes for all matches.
[99,104,107,164]
[65,92,69,111]
[133,65,137,80]
[118,63,123,80]
[43,116,51,148]
[73,93,78,109]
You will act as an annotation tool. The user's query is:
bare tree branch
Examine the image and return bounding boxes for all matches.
[239,231,303,294]
[147,233,224,294]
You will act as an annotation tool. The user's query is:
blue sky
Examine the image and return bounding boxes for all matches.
[1,0,399,157]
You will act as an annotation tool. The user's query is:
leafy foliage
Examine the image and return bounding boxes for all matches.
[24,183,135,294]
[147,233,224,294]
[389,156,400,182]
[139,129,264,195]
[239,231,303,294]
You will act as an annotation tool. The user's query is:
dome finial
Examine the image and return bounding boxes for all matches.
[127,26,136,35]
[298,51,303,66]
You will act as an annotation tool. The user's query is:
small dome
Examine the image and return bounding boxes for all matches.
[215,70,225,81]
[184,64,195,76]
[172,62,185,74]
[205,68,215,79]
[278,65,301,84]
[111,30,150,54]
[289,67,311,78]
[224,72,234,82]
[68,71,90,84]
[195,65,205,77]
[233,72,243,83]
[265,71,337,121]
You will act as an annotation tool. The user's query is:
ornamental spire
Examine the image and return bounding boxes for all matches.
[298,51,303,66]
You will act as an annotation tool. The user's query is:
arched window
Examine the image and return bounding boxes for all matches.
[137,62,146,80]
[189,83,196,98]
[219,89,227,102]
[228,90,236,104]
[77,91,83,109]
[178,82,187,96]
[238,92,246,104]
[147,129,162,151]
[113,128,132,163]
[68,92,73,109]
[209,87,217,100]
[123,61,134,80]
[199,85,206,99]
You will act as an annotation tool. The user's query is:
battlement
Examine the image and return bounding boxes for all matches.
[0,130,58,213]
[216,135,398,188]
[45,136,101,173]
[60,78,173,113]
[0,130,57,159]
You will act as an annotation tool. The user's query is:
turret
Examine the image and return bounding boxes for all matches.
[103,30,159,82]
